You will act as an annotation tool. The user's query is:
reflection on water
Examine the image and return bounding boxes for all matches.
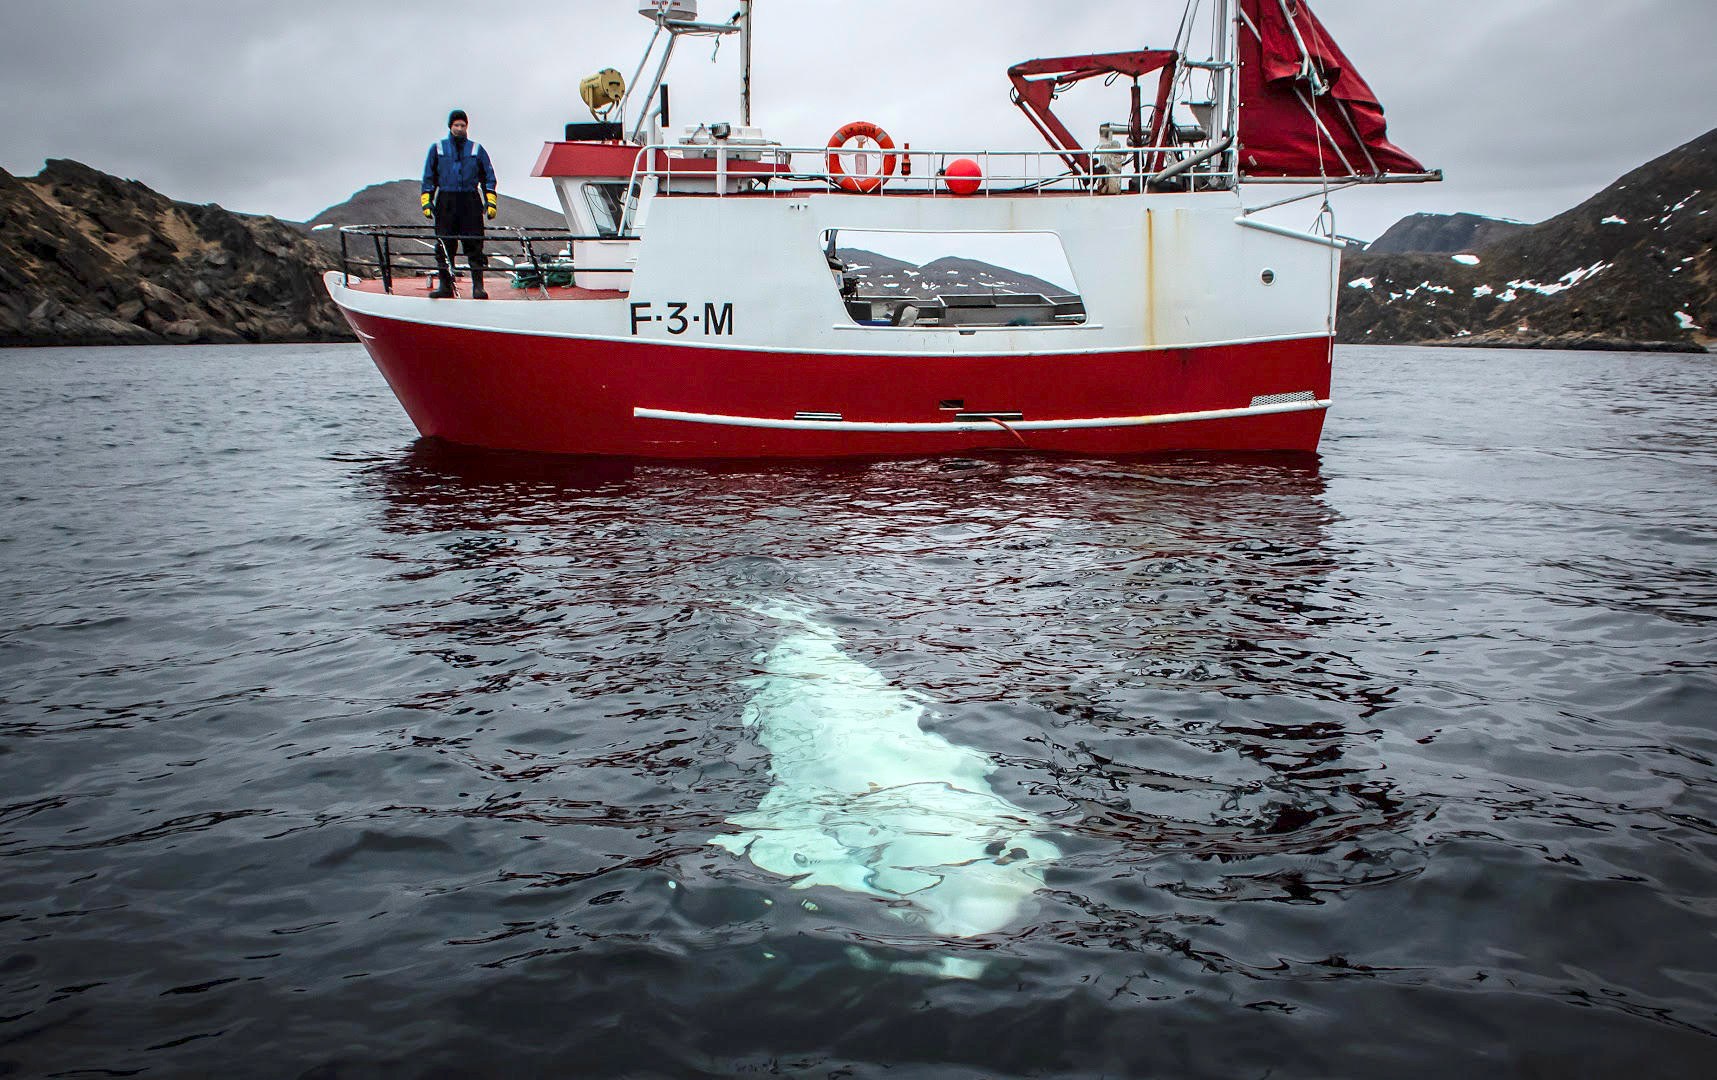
[360,442,1412,944]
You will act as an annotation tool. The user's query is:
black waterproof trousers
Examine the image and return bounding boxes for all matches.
[433,191,486,282]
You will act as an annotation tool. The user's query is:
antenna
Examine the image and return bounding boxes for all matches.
[626,0,744,143]
[740,1,753,127]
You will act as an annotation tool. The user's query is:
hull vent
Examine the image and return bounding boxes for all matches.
[1249,391,1317,407]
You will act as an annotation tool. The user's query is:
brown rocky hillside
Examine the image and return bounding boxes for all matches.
[0,160,349,347]
[1339,127,1716,351]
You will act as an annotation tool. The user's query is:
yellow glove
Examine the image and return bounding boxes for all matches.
[485,191,498,220]
[420,192,433,220]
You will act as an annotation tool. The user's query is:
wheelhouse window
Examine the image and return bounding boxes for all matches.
[584,182,627,237]
[824,229,1086,328]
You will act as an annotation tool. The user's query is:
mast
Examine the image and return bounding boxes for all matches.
[1217,0,1237,179]
[740,1,753,126]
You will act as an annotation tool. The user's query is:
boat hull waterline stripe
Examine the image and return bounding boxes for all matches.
[634,397,1330,433]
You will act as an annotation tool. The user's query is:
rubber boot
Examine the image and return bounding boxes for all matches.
[430,237,456,297]
[471,270,488,300]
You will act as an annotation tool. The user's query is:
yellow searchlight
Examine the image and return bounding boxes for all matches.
[580,68,626,120]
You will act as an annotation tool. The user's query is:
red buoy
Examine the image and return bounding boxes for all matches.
[942,157,982,196]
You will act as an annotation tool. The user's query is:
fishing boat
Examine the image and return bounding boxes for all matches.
[327,0,1436,458]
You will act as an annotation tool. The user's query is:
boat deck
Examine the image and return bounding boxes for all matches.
[341,276,626,302]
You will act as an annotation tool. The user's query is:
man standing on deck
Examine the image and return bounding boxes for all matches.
[421,110,498,299]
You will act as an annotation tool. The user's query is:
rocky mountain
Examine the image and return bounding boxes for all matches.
[837,249,1075,299]
[1339,127,1716,351]
[1366,212,1527,255]
[0,160,349,346]
[301,180,566,252]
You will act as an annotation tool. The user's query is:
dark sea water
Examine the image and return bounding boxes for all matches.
[1,343,1714,1078]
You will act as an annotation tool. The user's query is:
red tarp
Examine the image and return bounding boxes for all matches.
[1237,0,1427,178]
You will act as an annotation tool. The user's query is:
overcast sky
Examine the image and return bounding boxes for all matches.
[3,0,1714,241]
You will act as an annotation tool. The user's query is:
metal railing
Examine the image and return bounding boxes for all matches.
[627,139,1237,198]
[336,225,635,293]
[615,138,1238,234]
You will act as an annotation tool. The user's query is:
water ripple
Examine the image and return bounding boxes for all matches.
[1,344,1714,1077]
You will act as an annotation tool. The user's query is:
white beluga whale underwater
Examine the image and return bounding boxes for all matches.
[711,604,1059,976]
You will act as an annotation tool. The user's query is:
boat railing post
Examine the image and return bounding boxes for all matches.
[630,147,660,232]
[717,141,728,197]
[622,148,651,235]
[521,233,549,299]
[376,233,393,295]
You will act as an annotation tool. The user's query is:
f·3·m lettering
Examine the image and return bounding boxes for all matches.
[628,301,736,337]
[703,302,733,336]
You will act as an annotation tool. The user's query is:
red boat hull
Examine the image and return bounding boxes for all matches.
[344,308,1331,458]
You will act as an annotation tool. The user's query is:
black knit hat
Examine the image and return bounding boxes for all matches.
[448,109,468,127]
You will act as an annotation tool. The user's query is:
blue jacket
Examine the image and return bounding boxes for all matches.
[422,136,497,197]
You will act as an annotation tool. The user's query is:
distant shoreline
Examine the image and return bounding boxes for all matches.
[1346,336,1711,355]
[1429,337,1709,355]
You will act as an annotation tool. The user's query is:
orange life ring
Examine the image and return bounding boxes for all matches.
[826,121,897,194]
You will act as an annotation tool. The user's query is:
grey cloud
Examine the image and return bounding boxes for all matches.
[2,0,1712,240]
